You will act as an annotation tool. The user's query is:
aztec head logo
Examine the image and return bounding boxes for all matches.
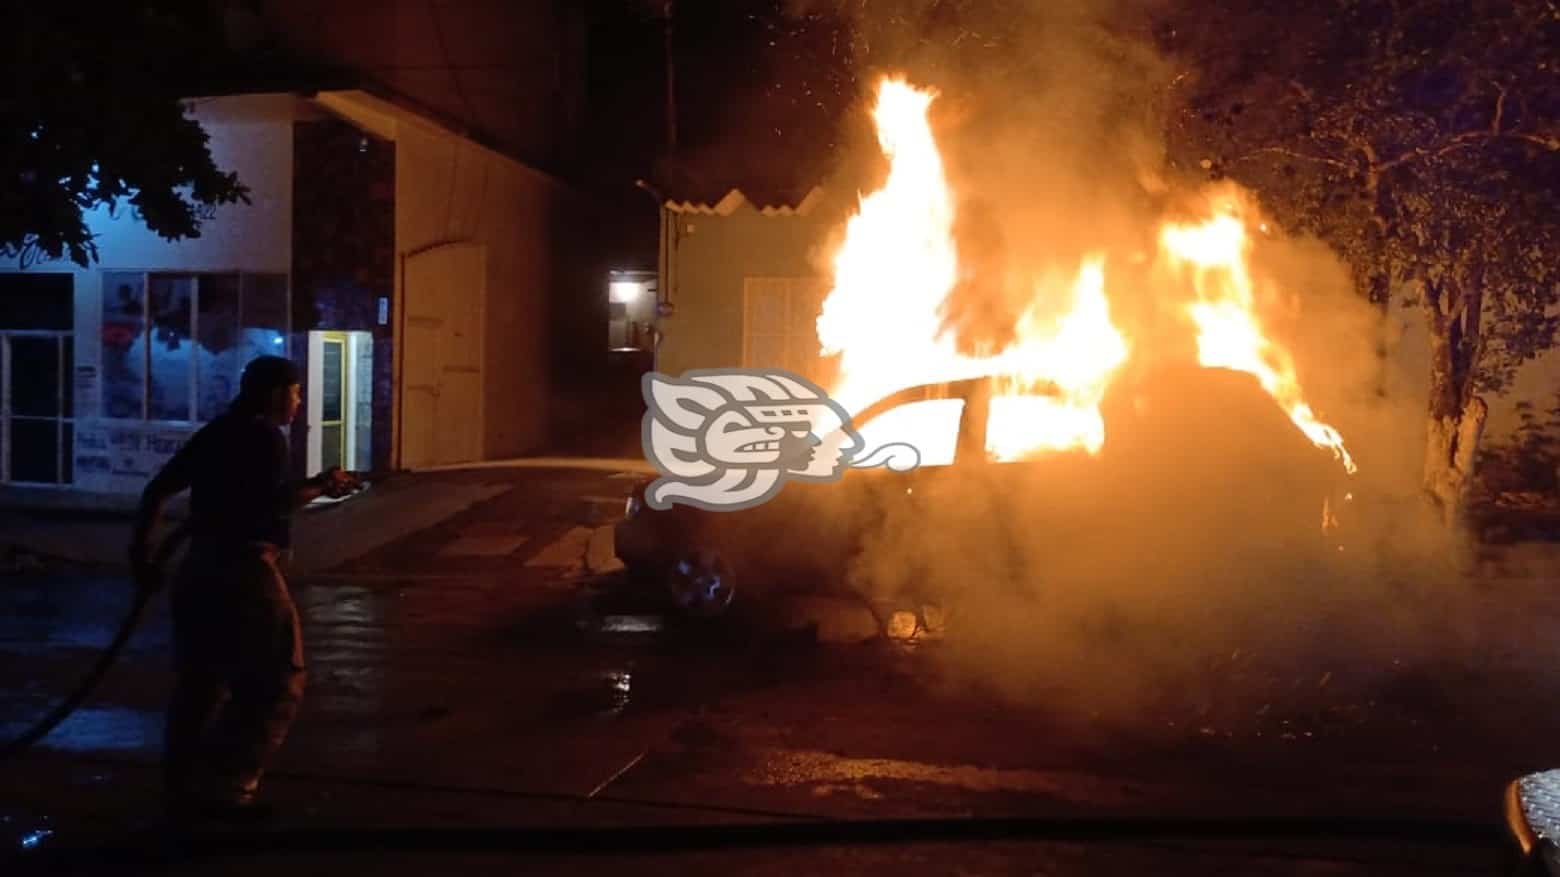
[640,368,920,511]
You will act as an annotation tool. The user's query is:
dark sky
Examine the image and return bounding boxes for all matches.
[583,0,859,204]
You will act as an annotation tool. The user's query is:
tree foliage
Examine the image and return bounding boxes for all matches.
[1,3,253,267]
[1159,0,1559,398]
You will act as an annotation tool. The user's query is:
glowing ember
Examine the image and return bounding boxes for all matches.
[1159,203,1357,473]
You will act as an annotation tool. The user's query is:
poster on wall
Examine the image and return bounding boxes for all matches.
[73,421,196,492]
[73,365,98,402]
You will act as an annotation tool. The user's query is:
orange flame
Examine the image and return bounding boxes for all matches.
[985,257,1129,458]
[1158,204,1357,473]
[817,78,1128,461]
[817,76,1352,473]
[817,78,962,410]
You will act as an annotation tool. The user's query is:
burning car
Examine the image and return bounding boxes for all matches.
[616,362,1349,618]
[616,77,1361,620]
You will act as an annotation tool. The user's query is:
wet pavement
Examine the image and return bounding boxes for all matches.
[3,465,1560,874]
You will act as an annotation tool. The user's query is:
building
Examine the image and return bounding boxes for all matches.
[652,186,843,384]
[0,89,605,506]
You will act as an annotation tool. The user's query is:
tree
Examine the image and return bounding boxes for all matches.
[1,4,254,267]
[1159,0,1560,525]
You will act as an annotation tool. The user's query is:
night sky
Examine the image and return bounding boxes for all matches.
[583,0,859,205]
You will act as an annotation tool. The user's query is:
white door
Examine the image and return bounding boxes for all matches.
[741,276,828,381]
[402,243,485,468]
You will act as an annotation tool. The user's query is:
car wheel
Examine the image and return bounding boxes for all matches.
[667,550,735,617]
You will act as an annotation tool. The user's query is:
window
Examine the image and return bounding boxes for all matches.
[100,272,289,422]
[0,273,73,331]
[148,274,193,421]
[0,273,74,484]
[102,273,146,420]
[741,277,829,382]
[195,274,240,421]
[856,398,964,468]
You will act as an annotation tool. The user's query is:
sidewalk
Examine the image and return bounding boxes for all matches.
[0,469,523,574]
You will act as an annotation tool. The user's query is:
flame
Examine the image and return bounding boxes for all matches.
[985,258,1128,458]
[817,78,963,410]
[815,76,1351,474]
[1159,205,1357,473]
[817,78,1128,460]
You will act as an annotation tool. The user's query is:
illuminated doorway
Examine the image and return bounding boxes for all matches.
[306,330,372,476]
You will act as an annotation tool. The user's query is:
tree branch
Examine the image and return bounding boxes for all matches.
[1374,87,1559,172]
[1508,132,1560,150]
[1412,130,1557,165]
[1230,145,1353,172]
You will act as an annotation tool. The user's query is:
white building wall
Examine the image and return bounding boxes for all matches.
[0,94,298,495]
[314,90,574,462]
[393,117,562,460]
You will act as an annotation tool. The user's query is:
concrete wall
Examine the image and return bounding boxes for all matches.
[392,118,565,458]
[0,94,300,495]
[657,200,844,378]
[306,90,609,463]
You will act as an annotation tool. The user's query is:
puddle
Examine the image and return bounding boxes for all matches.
[744,747,1066,795]
[5,813,55,855]
[17,827,54,851]
[599,615,663,634]
[0,705,160,754]
[741,747,1154,807]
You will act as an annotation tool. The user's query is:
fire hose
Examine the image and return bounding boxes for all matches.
[0,520,191,762]
[0,469,370,762]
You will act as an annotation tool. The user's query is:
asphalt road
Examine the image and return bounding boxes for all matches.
[3,466,1557,874]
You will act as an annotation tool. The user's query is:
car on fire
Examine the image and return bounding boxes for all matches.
[615,363,1352,618]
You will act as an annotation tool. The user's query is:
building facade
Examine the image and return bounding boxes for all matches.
[0,90,602,506]
[653,187,844,384]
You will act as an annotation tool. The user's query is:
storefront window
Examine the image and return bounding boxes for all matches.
[101,273,146,419]
[148,274,194,421]
[101,272,289,423]
[196,274,241,421]
[241,274,289,365]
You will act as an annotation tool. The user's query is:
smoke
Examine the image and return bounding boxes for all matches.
[767,0,1488,731]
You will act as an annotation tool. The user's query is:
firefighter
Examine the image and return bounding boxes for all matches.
[130,355,356,819]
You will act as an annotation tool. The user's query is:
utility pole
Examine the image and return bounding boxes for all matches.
[662,0,676,155]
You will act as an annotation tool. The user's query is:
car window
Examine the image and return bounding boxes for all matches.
[855,398,965,467]
[985,393,1104,460]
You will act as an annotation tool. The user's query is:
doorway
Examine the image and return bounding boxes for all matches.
[1,332,74,484]
[0,272,74,485]
[307,330,373,476]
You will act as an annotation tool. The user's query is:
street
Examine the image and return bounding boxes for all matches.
[3,464,1559,874]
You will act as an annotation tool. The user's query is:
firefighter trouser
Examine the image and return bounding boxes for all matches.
[163,542,306,797]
